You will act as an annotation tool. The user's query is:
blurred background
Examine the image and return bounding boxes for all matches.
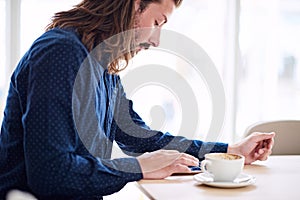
[1,0,299,145]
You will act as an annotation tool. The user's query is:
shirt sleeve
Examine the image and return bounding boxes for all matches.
[17,35,142,198]
[113,78,228,160]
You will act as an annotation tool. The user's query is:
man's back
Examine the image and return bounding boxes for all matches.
[0,28,89,199]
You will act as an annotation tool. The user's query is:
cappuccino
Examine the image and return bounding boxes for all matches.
[201,153,245,182]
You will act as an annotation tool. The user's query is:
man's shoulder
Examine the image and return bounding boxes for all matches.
[33,28,86,53]
[13,28,88,82]
[21,27,89,70]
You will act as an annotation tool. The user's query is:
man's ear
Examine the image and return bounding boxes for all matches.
[134,0,141,12]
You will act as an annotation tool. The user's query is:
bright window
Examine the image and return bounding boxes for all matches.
[237,0,300,138]
[20,0,80,55]
[0,0,6,123]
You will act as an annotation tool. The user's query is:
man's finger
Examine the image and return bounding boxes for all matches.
[175,156,199,167]
[266,137,274,149]
[258,148,265,155]
[251,132,275,143]
[257,147,272,159]
[171,164,191,174]
[180,153,199,162]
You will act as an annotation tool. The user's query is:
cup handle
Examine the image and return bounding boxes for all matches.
[201,160,212,174]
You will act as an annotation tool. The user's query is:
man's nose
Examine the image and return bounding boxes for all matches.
[149,27,161,47]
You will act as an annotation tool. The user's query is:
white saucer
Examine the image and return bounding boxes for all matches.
[193,173,256,188]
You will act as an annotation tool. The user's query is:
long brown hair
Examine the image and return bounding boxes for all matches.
[46,0,183,74]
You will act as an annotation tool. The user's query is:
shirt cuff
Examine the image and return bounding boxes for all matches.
[100,157,143,182]
[198,142,228,160]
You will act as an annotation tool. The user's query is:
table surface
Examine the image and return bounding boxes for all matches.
[136,156,300,200]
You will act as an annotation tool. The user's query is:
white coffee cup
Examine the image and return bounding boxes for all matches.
[201,153,245,182]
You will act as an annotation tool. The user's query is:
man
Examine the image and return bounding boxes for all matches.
[0,0,274,199]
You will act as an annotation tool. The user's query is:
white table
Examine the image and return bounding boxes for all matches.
[135,156,300,200]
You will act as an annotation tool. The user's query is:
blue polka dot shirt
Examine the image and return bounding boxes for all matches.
[0,28,228,199]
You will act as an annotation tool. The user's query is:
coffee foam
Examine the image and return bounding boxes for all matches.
[208,153,241,160]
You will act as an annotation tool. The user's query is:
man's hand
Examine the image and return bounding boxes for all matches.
[228,132,275,164]
[137,150,199,179]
